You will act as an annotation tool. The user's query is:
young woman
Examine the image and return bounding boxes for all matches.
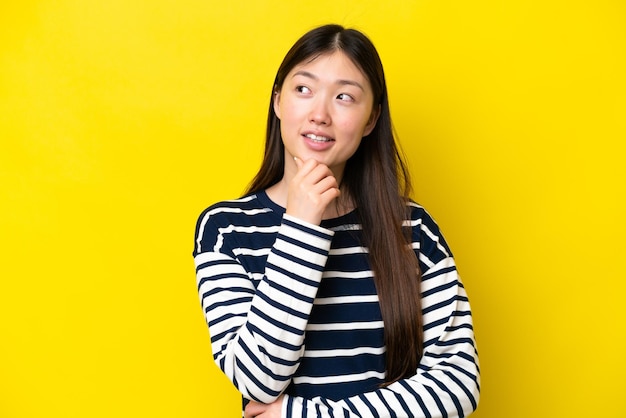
[193,24,480,417]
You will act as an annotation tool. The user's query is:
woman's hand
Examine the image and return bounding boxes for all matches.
[286,157,340,225]
[244,396,284,418]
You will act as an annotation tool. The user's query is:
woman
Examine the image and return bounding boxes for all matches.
[193,24,480,417]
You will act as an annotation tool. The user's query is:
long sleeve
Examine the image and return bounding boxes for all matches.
[281,256,480,417]
[193,196,480,417]
[279,203,480,417]
[194,211,335,403]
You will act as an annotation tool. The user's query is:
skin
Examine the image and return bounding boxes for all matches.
[249,51,379,417]
[244,397,283,418]
[266,50,380,225]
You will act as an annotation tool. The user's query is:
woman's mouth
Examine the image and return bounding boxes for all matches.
[304,133,333,143]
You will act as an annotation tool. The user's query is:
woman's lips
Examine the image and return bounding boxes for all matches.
[304,133,333,142]
[302,133,335,151]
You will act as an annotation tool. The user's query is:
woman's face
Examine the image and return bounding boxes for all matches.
[274,50,379,178]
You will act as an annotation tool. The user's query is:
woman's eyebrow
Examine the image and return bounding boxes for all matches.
[293,70,365,92]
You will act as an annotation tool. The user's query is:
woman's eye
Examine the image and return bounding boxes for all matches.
[337,93,354,102]
[296,86,311,94]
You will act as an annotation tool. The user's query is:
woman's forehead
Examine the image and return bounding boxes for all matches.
[287,51,370,86]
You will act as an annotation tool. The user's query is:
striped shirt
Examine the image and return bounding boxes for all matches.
[193,190,480,417]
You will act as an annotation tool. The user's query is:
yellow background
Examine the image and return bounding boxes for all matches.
[1,1,624,417]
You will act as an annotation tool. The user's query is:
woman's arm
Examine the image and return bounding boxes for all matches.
[282,257,480,417]
[194,213,335,404]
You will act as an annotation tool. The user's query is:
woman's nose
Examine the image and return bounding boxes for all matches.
[309,98,331,125]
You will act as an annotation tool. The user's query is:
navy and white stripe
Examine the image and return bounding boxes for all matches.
[193,191,480,417]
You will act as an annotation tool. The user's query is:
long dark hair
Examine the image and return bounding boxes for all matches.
[246,24,422,385]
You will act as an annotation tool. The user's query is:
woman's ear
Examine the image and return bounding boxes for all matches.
[273,90,281,119]
[363,104,381,136]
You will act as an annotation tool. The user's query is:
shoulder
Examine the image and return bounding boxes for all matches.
[406,201,441,232]
[405,200,454,270]
[196,194,264,228]
[197,193,269,221]
[193,193,276,256]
